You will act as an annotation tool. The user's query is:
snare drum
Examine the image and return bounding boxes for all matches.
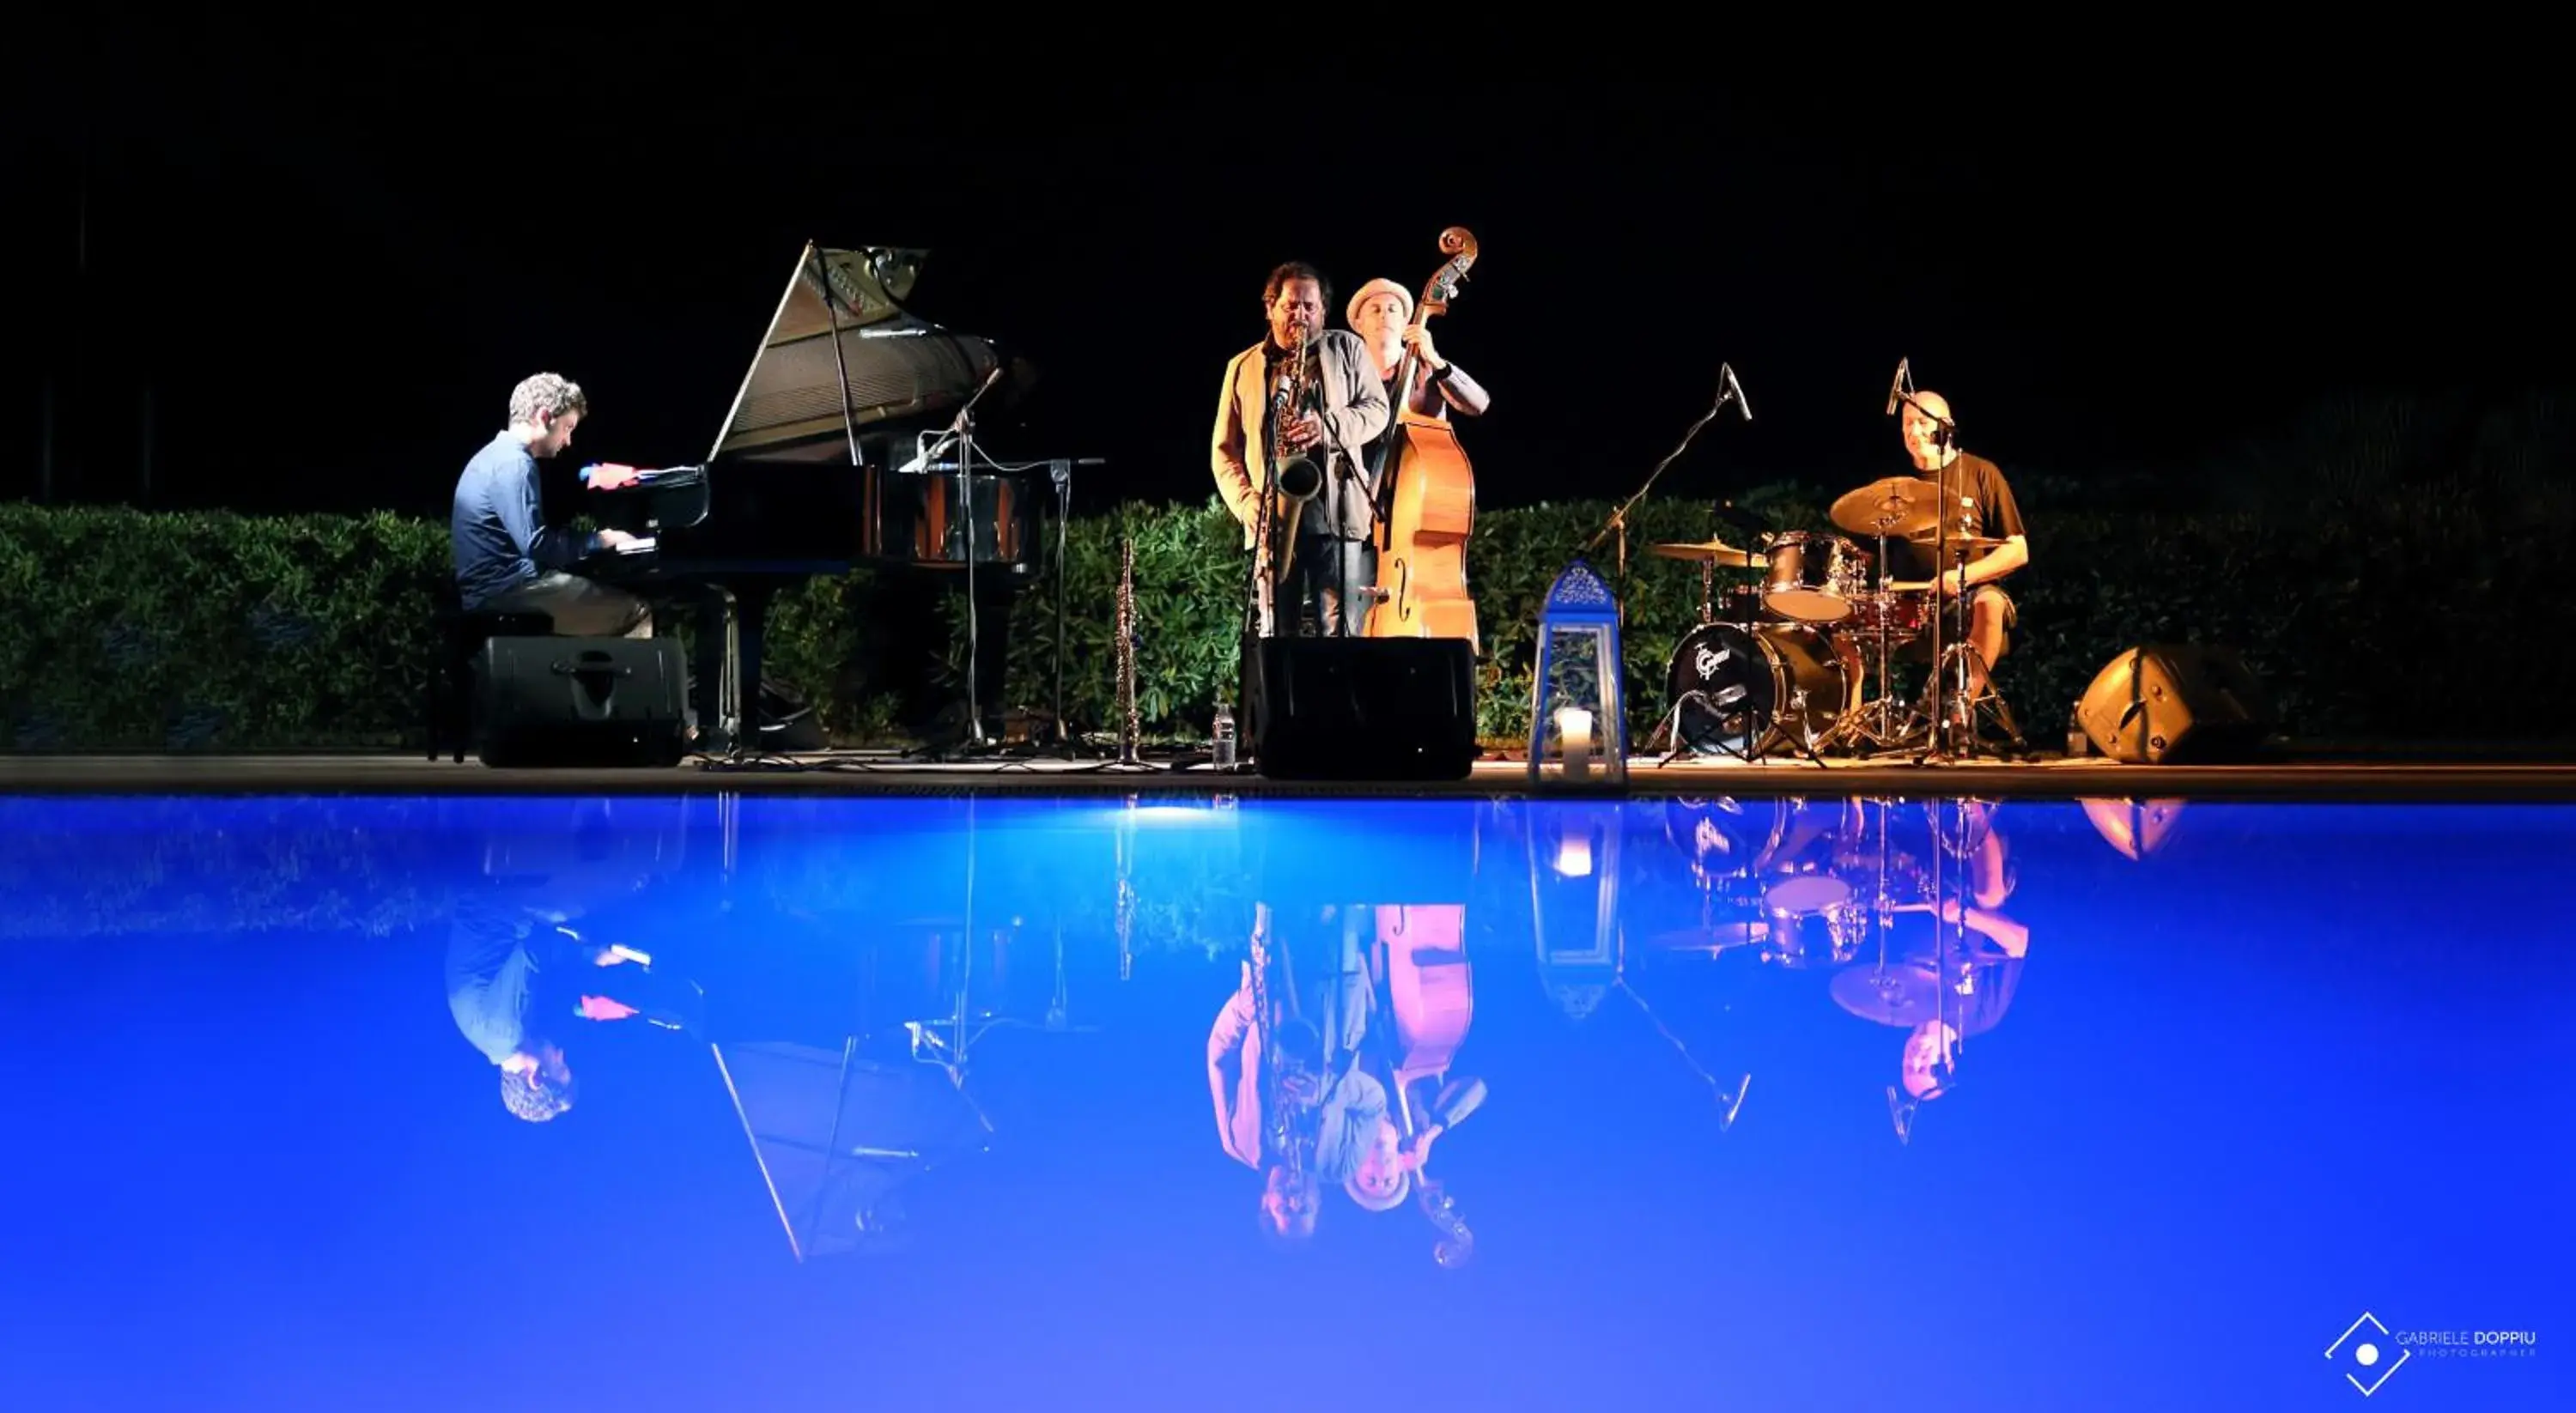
[1845,588,1932,641]
[1760,531,1869,622]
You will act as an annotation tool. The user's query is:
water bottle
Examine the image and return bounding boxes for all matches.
[2066,701,2088,758]
[1212,702,1237,768]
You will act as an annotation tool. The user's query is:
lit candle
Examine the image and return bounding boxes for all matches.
[1557,706,1594,780]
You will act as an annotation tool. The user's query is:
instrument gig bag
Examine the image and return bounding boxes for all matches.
[473,636,690,767]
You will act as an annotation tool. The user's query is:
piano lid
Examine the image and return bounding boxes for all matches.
[706,241,1016,464]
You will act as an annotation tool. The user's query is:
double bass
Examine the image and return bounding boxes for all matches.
[1361,227,1481,652]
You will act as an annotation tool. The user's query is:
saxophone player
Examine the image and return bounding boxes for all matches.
[1212,261,1393,636]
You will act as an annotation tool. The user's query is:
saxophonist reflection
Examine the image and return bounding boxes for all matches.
[1207,901,1388,1245]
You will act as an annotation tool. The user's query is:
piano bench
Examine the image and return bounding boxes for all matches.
[424,607,556,761]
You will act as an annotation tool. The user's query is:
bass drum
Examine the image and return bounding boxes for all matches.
[1664,622,1850,758]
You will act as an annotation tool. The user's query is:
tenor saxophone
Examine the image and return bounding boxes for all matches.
[1265,320,1324,589]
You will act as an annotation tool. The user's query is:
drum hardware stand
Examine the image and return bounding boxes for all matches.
[1652,689,1759,767]
[1653,685,1832,770]
[1927,640,2026,755]
[1847,511,1930,755]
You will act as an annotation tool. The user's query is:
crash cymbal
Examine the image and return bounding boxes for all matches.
[1831,477,1941,537]
[1648,539,1767,567]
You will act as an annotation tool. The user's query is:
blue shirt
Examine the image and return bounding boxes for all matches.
[451,431,597,607]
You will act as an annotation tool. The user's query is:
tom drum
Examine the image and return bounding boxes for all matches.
[1760,531,1870,622]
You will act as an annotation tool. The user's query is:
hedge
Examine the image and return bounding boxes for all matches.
[6,389,2572,751]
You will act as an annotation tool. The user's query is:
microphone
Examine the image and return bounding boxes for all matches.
[1886,356,1910,416]
[1722,363,1751,421]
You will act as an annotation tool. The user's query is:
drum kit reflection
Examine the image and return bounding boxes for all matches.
[1650,476,2019,762]
[1655,794,2005,979]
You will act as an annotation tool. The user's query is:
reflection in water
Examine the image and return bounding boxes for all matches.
[424,792,2035,1261]
[3,791,2561,1408]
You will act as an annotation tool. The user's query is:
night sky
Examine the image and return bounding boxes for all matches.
[19,27,2564,527]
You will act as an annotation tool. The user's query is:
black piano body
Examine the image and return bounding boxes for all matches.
[580,452,1051,753]
[572,240,1066,755]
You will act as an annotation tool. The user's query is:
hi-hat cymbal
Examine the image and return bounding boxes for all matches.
[1827,961,1942,1027]
[1831,477,1941,537]
[1649,539,1767,567]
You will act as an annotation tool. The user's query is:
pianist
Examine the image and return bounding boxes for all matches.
[450,372,653,637]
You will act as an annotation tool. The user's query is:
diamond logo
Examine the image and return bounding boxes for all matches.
[2324,1312,2412,1397]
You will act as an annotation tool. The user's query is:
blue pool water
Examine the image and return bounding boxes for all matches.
[0,792,2565,1410]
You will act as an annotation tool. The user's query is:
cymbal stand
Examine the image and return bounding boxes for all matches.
[1819,502,1922,757]
[1862,520,1917,750]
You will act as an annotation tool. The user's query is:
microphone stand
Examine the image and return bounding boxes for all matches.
[1583,364,1749,606]
[914,358,1009,750]
[1891,385,1962,762]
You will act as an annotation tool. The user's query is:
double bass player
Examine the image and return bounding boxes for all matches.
[1347,277,1492,424]
[1347,230,1487,649]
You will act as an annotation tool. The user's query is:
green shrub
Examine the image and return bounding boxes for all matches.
[7,389,2570,751]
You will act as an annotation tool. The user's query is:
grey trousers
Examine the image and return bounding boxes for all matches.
[480,571,652,639]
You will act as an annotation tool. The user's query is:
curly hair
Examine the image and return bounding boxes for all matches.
[507,373,588,428]
[1263,262,1331,313]
[501,1064,577,1122]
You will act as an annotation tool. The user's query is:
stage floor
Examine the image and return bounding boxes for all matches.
[8,748,2576,799]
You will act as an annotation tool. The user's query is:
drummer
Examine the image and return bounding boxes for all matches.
[1880,390,2029,695]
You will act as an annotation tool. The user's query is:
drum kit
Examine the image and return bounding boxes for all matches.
[1649,476,2018,763]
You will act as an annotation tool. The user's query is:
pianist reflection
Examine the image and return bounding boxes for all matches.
[449,373,654,639]
[447,901,605,1122]
[1207,902,1389,1244]
[444,800,667,1122]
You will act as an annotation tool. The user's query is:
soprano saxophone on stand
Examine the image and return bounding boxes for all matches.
[1115,537,1140,765]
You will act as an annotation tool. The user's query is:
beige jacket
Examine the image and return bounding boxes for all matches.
[1210,327,1392,548]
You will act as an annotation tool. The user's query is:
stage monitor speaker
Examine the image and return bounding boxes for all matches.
[1249,636,1479,781]
[2075,642,2275,765]
[476,636,690,767]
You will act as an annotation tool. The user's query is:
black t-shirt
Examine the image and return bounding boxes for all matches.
[1876,451,2026,583]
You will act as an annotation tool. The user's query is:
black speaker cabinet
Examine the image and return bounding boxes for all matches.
[1248,636,1479,780]
[2075,643,2276,764]
[475,636,690,767]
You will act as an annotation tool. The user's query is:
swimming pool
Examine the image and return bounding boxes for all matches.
[0,793,2562,1409]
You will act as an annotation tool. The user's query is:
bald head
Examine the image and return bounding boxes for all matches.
[1901,389,1956,469]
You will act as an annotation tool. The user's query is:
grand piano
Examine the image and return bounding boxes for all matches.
[579,241,1066,755]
